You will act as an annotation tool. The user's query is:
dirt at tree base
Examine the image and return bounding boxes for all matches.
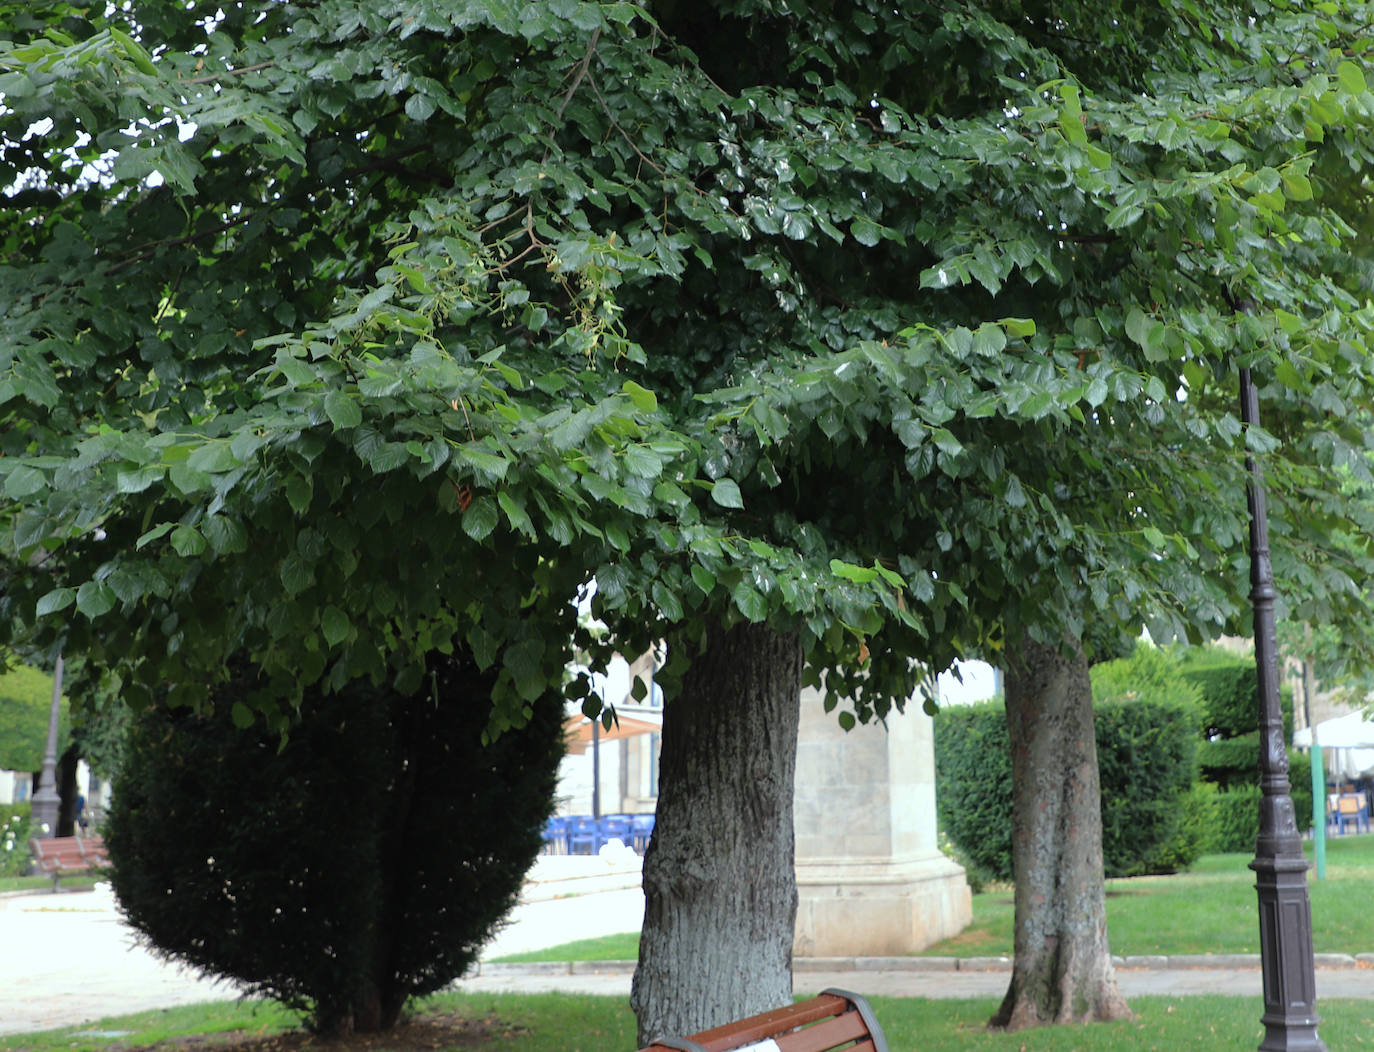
[104,1013,527,1052]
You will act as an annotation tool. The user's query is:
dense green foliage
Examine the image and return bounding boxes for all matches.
[935,676,1200,882]
[104,649,563,1036]
[3,1,1374,737]
[1180,648,1293,747]
[934,702,1015,884]
[1095,699,1199,876]
[1176,645,1311,841]
[0,663,67,771]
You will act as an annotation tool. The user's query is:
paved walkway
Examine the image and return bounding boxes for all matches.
[4,856,1374,1037]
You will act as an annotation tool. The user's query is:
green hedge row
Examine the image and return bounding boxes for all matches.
[935,694,1199,884]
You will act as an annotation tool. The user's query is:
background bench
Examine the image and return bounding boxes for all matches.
[30,834,109,890]
[636,988,887,1052]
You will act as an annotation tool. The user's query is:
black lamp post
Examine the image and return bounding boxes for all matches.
[1239,367,1325,1052]
[29,652,64,839]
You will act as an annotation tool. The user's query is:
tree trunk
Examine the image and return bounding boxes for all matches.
[990,632,1132,1031]
[56,745,79,838]
[631,619,802,1047]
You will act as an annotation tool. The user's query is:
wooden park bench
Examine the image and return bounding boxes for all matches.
[30,834,110,890]
[636,988,887,1052]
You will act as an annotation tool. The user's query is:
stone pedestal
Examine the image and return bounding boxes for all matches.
[793,687,971,957]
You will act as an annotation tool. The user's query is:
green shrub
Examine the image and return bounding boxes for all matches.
[935,668,1201,881]
[934,701,1013,886]
[1090,644,1202,715]
[1155,782,1221,869]
[0,803,31,878]
[1179,647,1294,747]
[105,649,563,1037]
[1207,785,1262,853]
[1096,698,1198,876]
[1197,733,1260,788]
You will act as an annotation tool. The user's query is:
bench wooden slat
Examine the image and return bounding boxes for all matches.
[637,989,886,1052]
[30,835,108,887]
[774,1011,869,1051]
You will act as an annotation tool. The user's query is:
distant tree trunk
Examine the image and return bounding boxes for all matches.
[57,745,79,838]
[990,632,1132,1031]
[631,619,802,1047]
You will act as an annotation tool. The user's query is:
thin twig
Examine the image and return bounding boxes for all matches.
[556,28,603,123]
[183,61,277,86]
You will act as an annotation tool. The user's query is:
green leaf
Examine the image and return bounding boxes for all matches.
[731,580,768,622]
[286,474,313,515]
[690,564,717,594]
[1142,525,1166,550]
[850,216,882,246]
[405,93,437,121]
[36,587,75,617]
[931,428,963,456]
[187,442,238,473]
[117,466,164,494]
[1000,317,1037,340]
[4,465,44,499]
[170,524,208,556]
[462,495,500,540]
[498,489,535,537]
[1058,83,1088,146]
[1280,170,1313,202]
[621,380,658,413]
[321,605,350,647]
[1337,60,1368,95]
[324,390,363,429]
[711,478,744,509]
[202,515,247,554]
[136,522,176,549]
[231,703,256,730]
[75,581,116,619]
[829,559,878,584]
[280,552,315,594]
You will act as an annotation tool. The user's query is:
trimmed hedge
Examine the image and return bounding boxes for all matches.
[935,689,1199,882]
[1096,698,1198,877]
[1180,657,1259,740]
[934,702,1014,885]
[106,649,564,1036]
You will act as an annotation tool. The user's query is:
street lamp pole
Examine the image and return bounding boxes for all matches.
[30,652,64,839]
[1239,367,1325,1052]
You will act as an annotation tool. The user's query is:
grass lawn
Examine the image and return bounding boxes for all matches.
[4,993,1374,1052]
[497,835,1374,963]
[926,834,1374,959]
[0,875,100,894]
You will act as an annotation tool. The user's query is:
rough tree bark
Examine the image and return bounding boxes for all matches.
[630,619,803,1047]
[990,632,1133,1030]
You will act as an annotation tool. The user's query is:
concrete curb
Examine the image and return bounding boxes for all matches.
[476,953,1374,977]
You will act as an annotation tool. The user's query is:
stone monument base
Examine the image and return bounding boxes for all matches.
[793,852,972,958]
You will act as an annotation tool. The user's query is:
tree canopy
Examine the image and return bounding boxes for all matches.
[2,0,1373,731]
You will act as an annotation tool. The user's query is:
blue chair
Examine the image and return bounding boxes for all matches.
[1336,793,1370,835]
[599,814,632,848]
[630,813,656,854]
[541,816,569,854]
[567,815,602,854]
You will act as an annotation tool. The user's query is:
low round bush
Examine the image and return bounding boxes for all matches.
[105,649,563,1036]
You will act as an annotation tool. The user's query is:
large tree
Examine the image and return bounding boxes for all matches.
[4,0,1374,1041]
